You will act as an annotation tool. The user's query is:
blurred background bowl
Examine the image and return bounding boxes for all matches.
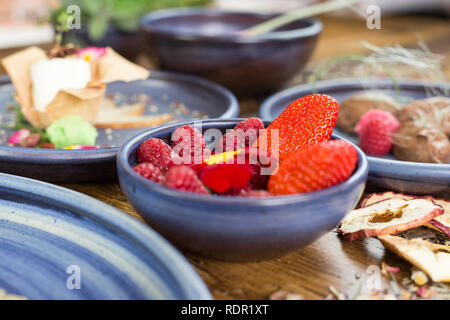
[117,119,368,262]
[140,8,322,97]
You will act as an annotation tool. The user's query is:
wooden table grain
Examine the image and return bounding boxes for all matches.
[3,14,450,300]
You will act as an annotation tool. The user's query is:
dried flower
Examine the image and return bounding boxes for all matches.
[381,262,400,276]
[411,270,428,286]
[64,145,99,150]
[20,133,41,148]
[77,47,107,62]
[8,128,30,146]
[269,290,303,300]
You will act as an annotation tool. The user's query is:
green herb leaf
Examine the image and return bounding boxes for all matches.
[113,18,140,32]
[87,16,109,41]
[80,0,104,15]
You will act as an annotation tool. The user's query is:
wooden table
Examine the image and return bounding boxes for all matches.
[2,14,450,300]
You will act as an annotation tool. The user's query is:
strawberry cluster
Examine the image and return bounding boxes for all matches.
[133,95,359,197]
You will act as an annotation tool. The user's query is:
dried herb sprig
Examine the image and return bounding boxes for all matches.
[310,54,401,98]
[242,0,363,37]
[309,41,449,101]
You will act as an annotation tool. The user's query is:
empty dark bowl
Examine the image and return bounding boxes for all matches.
[117,119,368,262]
[140,8,322,97]
[60,25,142,60]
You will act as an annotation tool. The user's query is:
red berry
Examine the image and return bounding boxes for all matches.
[171,125,211,165]
[268,140,358,195]
[133,163,166,184]
[235,117,265,133]
[200,163,254,194]
[165,166,209,194]
[355,110,401,156]
[137,138,178,172]
[257,95,339,161]
[223,185,252,196]
[234,147,274,190]
[40,142,55,149]
[217,118,264,153]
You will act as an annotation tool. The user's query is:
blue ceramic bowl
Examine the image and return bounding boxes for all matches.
[117,119,368,261]
[140,8,322,97]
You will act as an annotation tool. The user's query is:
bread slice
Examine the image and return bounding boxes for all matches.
[95,114,173,129]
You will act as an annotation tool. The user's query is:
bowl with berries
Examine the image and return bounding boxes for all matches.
[117,94,368,261]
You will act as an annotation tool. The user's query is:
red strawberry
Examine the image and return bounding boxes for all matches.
[200,163,254,194]
[355,110,400,156]
[171,125,211,165]
[257,95,339,161]
[268,140,357,195]
[133,163,165,184]
[217,118,264,153]
[137,138,179,172]
[165,166,209,194]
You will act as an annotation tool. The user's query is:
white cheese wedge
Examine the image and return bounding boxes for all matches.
[30,58,91,111]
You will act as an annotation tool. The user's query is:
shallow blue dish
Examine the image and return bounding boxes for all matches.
[0,173,211,300]
[260,79,450,195]
[117,119,368,262]
[0,71,238,183]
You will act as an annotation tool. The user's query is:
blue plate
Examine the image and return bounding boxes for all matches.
[260,79,450,195]
[0,173,211,299]
[0,71,239,183]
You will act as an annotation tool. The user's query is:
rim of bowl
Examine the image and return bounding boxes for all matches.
[117,118,369,207]
[140,7,323,43]
[0,71,239,164]
[259,78,450,183]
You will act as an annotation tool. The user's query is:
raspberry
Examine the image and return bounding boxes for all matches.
[238,189,272,197]
[235,117,265,134]
[223,185,252,196]
[268,140,358,195]
[200,163,254,194]
[217,118,264,153]
[249,163,269,190]
[165,166,209,194]
[137,138,178,172]
[234,147,274,189]
[171,125,211,165]
[257,95,339,161]
[133,163,166,184]
[355,110,400,156]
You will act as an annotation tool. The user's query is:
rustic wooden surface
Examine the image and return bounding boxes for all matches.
[2,14,450,300]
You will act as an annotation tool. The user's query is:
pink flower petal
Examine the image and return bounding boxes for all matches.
[77,47,107,61]
[8,129,30,146]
